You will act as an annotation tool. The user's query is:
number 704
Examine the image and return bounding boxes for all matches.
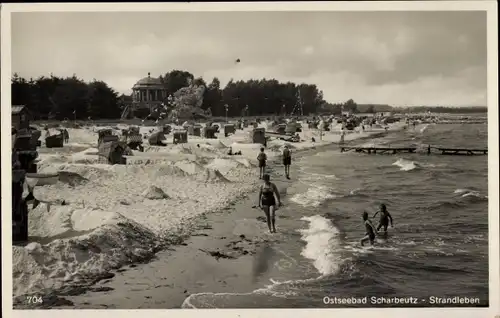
[26,295,43,304]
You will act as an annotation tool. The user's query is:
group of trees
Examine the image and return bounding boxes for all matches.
[11,70,326,120]
[154,70,325,117]
[11,74,122,120]
[399,106,487,114]
[318,101,487,115]
[11,70,486,121]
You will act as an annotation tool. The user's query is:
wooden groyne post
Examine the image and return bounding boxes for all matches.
[435,147,487,155]
[340,145,487,156]
[340,146,417,154]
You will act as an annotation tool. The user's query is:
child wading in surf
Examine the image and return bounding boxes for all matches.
[282,145,292,179]
[257,147,267,179]
[372,203,393,236]
[361,211,377,246]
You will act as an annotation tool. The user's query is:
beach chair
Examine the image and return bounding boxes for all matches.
[211,123,221,133]
[188,125,202,136]
[308,122,319,129]
[13,129,35,151]
[148,131,167,146]
[97,129,117,145]
[285,123,299,135]
[203,126,217,139]
[173,131,188,144]
[224,124,236,137]
[98,141,127,164]
[45,134,64,148]
[162,125,172,135]
[127,134,144,151]
[250,128,266,145]
[275,124,287,135]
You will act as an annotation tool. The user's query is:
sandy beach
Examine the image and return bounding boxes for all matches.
[52,180,289,309]
[13,120,404,308]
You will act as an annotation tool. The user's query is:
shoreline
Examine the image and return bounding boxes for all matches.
[12,124,403,308]
[48,156,301,309]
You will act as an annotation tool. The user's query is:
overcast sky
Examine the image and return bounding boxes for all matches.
[11,11,487,106]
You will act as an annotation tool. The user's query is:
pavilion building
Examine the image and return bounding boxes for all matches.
[131,73,167,111]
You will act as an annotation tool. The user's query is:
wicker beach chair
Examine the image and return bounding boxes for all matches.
[203,126,217,139]
[98,141,127,164]
[173,131,188,144]
[148,131,167,146]
[250,128,266,145]
[187,125,202,136]
[45,134,64,148]
[224,124,236,137]
[162,125,172,135]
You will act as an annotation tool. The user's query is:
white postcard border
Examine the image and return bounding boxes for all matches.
[1,2,498,318]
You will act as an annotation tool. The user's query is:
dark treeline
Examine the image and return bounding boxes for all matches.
[11,71,486,120]
[11,70,325,120]
[318,99,392,114]
[396,106,487,114]
[11,73,122,120]
[319,100,487,114]
[145,70,325,118]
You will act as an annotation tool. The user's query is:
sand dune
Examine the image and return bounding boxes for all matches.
[142,186,170,200]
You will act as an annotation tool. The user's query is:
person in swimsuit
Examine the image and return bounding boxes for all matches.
[372,203,393,236]
[361,211,377,246]
[257,147,267,179]
[282,145,292,179]
[258,174,282,233]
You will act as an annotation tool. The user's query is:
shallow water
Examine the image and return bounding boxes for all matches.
[183,123,489,308]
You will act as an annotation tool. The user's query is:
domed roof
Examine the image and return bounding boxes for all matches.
[133,73,164,89]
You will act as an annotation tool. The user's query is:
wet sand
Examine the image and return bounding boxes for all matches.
[56,171,293,309]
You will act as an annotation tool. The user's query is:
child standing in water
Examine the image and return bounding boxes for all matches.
[361,211,377,246]
[373,203,394,236]
[257,147,267,179]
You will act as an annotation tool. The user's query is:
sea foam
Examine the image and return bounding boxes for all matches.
[290,186,338,207]
[393,158,419,171]
[298,215,343,276]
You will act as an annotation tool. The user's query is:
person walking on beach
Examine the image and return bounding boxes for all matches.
[361,211,377,246]
[340,129,346,144]
[372,203,393,236]
[282,145,292,179]
[63,129,69,143]
[257,147,267,179]
[258,174,282,233]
